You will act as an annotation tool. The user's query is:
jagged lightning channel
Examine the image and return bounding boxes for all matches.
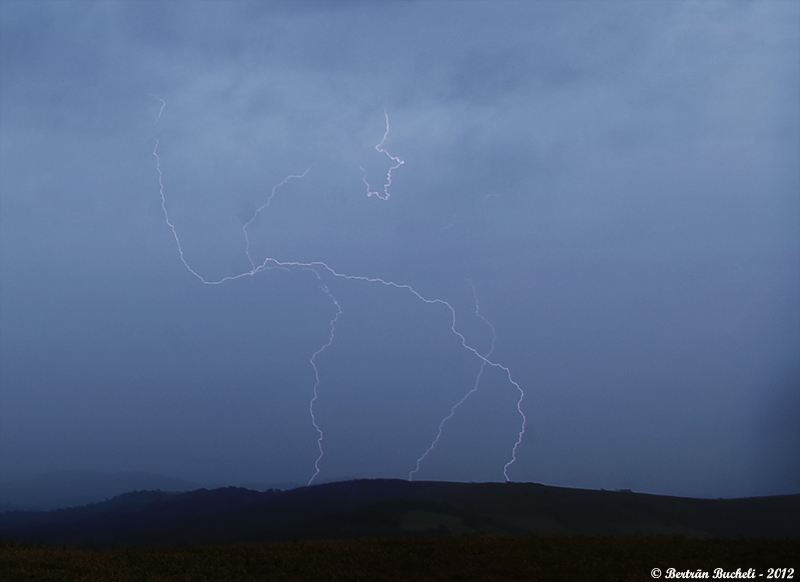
[361,110,405,200]
[409,280,496,480]
[151,97,527,484]
[306,272,342,486]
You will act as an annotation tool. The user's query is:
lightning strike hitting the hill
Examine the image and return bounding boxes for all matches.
[151,96,527,484]
[409,281,496,481]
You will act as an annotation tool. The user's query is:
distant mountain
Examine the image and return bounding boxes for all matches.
[1,479,798,547]
[0,470,203,511]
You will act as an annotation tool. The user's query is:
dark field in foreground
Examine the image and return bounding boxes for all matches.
[2,536,798,582]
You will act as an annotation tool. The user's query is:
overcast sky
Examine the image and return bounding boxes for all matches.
[1,0,798,499]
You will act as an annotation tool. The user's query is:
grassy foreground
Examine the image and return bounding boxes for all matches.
[1,535,797,582]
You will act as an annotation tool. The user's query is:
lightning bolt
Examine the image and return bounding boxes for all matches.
[243,169,311,272]
[151,96,527,484]
[150,94,166,121]
[360,110,405,200]
[306,273,342,486]
[409,280,496,480]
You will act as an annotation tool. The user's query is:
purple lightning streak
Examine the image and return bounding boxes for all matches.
[503,366,527,481]
[306,273,342,486]
[150,94,166,121]
[243,169,311,271]
[151,96,527,484]
[272,262,528,482]
[408,281,496,481]
[152,136,309,285]
[361,110,405,200]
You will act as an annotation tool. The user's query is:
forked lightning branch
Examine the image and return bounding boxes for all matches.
[150,96,527,484]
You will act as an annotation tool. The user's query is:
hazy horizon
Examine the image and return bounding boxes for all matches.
[1,0,798,500]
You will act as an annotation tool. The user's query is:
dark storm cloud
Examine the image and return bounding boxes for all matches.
[1,0,798,498]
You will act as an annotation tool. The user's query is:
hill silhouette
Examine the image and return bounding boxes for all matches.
[0,470,203,511]
[0,470,302,511]
[1,479,797,547]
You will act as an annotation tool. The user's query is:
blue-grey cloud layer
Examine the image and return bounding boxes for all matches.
[1,0,798,497]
